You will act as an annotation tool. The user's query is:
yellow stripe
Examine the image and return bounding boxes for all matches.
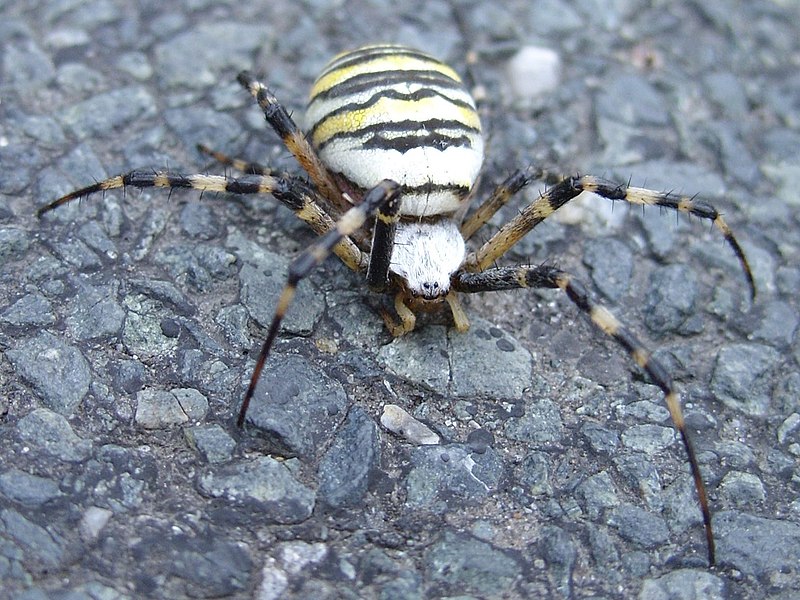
[311,95,480,147]
[154,174,170,187]
[376,210,399,224]
[310,53,462,99]
[101,175,125,190]
[589,305,620,336]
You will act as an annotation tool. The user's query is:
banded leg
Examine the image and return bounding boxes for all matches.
[453,264,716,566]
[461,166,561,240]
[237,71,349,213]
[464,175,756,299]
[366,190,402,292]
[197,143,276,176]
[36,170,367,272]
[237,179,401,427]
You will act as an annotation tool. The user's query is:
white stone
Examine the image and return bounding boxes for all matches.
[506,46,562,103]
[381,404,440,445]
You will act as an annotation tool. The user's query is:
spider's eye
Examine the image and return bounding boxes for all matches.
[419,280,442,300]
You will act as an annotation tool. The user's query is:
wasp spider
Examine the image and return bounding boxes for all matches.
[39,44,756,565]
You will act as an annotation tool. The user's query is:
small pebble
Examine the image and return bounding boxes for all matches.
[506,46,561,104]
[381,404,440,445]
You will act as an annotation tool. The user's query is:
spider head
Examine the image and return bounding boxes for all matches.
[389,218,465,301]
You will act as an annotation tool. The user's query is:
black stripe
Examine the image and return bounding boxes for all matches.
[123,171,153,187]
[362,131,473,153]
[316,118,480,152]
[682,198,717,220]
[311,69,463,102]
[328,181,470,200]
[166,174,194,188]
[453,266,561,293]
[562,276,591,312]
[640,352,672,391]
[255,86,295,140]
[399,182,470,197]
[320,47,446,80]
[310,86,475,140]
[610,326,641,357]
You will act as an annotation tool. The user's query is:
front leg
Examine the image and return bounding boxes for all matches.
[238,180,401,426]
[36,169,367,273]
[464,174,755,299]
[366,189,402,293]
[381,292,417,337]
[453,264,715,565]
[381,290,469,336]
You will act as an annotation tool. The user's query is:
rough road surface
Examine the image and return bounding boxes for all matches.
[1,1,798,598]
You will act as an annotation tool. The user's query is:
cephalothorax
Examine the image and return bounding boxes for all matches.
[39,44,756,566]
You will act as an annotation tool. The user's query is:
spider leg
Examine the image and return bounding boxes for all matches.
[380,292,417,337]
[453,264,716,566]
[197,143,276,176]
[464,174,755,299]
[238,179,401,426]
[36,170,367,272]
[366,189,401,293]
[237,71,349,213]
[461,166,556,240]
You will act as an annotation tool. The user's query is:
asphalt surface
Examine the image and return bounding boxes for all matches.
[1,0,799,598]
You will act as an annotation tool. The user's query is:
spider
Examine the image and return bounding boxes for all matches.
[38,44,755,566]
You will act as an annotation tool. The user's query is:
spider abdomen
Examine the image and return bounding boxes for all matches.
[306,44,484,217]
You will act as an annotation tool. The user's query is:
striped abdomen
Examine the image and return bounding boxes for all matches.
[306,45,484,217]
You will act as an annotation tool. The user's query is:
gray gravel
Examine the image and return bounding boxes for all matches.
[2,0,798,598]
